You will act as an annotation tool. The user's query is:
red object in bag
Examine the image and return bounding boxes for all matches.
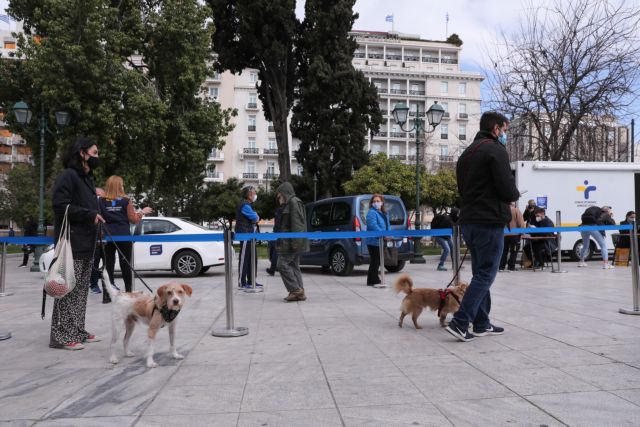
[45,274,70,298]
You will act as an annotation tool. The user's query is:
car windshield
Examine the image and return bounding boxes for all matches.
[179,219,211,231]
[360,198,406,226]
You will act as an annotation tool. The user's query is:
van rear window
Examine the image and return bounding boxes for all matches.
[360,199,405,226]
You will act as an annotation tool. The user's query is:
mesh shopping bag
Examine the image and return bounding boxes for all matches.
[44,206,76,298]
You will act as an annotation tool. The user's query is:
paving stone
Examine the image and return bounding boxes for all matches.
[340,403,453,427]
[237,409,342,427]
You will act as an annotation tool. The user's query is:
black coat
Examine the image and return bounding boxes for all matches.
[456,130,520,225]
[51,167,99,259]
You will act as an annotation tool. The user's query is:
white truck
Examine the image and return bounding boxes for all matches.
[513,161,640,260]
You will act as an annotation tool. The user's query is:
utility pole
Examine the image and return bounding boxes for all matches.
[632,119,635,163]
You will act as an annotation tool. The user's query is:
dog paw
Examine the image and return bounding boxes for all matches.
[125,351,136,357]
[172,352,184,360]
[146,360,158,368]
[109,356,119,364]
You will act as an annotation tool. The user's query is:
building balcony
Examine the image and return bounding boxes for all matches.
[386,54,402,60]
[459,134,467,141]
[407,154,417,161]
[373,131,387,138]
[354,52,366,58]
[422,57,439,63]
[242,147,260,155]
[389,154,406,161]
[389,89,406,95]
[409,90,426,96]
[246,103,258,109]
[0,154,13,163]
[408,111,426,117]
[12,154,32,163]
[441,58,458,64]
[390,132,406,138]
[404,55,419,62]
[206,74,221,82]
[263,172,279,180]
[367,53,384,59]
[458,113,469,120]
[441,134,449,140]
[241,172,259,180]
[208,151,224,161]
[204,171,224,182]
[439,155,454,162]
[442,112,451,120]
[263,148,278,156]
[376,87,388,94]
[267,126,275,132]
[247,125,256,132]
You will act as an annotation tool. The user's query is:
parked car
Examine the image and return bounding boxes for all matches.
[299,195,413,275]
[40,217,225,278]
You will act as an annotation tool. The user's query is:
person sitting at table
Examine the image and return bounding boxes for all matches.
[617,211,636,249]
[523,207,557,268]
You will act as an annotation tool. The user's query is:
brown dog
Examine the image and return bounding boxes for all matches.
[393,273,468,329]
[105,270,193,368]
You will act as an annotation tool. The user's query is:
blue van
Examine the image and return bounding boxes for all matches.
[299,195,413,275]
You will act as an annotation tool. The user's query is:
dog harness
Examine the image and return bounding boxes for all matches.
[152,304,181,323]
[437,289,461,317]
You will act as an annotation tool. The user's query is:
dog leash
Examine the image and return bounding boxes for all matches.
[445,247,468,289]
[97,223,154,294]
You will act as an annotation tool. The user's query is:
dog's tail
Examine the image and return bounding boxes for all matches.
[102,269,120,299]
[393,273,413,295]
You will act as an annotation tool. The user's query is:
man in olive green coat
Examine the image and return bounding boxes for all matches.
[275,182,309,302]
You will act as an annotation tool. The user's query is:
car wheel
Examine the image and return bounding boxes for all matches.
[571,240,593,261]
[385,260,406,273]
[329,247,353,276]
[199,266,210,275]
[172,250,202,278]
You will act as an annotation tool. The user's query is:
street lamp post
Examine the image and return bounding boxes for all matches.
[392,101,445,263]
[12,101,70,271]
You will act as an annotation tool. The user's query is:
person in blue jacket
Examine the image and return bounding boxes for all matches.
[235,185,261,288]
[366,194,390,286]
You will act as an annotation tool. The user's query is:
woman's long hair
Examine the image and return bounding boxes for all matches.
[104,175,126,200]
[369,194,386,213]
[62,137,96,170]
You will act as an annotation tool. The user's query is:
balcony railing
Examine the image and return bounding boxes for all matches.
[386,54,402,60]
[404,55,419,61]
[246,103,258,109]
[267,126,275,132]
[459,134,467,141]
[376,87,388,94]
[389,154,406,160]
[389,89,406,95]
[263,172,279,180]
[408,111,426,117]
[242,172,259,180]
[374,131,388,137]
[367,53,383,59]
[205,171,223,180]
[354,52,366,58]
[441,58,458,64]
[407,154,417,161]
[390,132,405,138]
[247,125,256,132]
[439,155,454,162]
[442,112,451,119]
[243,147,260,155]
[441,134,449,140]
[0,154,12,163]
[263,148,278,155]
[208,151,224,161]
[409,90,425,96]
[458,113,469,119]
[422,57,439,63]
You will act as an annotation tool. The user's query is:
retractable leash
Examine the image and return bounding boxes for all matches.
[98,223,154,294]
[445,247,468,289]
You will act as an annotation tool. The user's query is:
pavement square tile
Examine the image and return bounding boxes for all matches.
[237,409,342,427]
[144,384,245,415]
[488,366,599,396]
[136,413,239,427]
[340,403,452,427]
[560,363,640,390]
[241,380,335,412]
[330,375,428,408]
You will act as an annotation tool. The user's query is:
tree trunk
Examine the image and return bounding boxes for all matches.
[274,110,291,181]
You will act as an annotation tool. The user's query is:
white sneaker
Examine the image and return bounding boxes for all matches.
[578,261,588,267]
[603,264,615,270]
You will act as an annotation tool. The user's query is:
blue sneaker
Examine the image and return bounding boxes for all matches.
[90,286,102,294]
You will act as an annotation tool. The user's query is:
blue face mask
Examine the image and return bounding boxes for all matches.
[498,132,507,146]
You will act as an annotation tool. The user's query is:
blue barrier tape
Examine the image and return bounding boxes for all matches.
[0,224,631,244]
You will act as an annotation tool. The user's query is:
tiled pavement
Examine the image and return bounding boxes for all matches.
[1,254,640,426]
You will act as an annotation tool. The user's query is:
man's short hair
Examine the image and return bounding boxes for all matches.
[533,207,546,215]
[479,111,509,132]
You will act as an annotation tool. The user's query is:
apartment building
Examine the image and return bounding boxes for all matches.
[351,30,483,172]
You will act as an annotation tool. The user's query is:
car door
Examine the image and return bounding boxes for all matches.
[134,219,181,270]
[304,203,333,264]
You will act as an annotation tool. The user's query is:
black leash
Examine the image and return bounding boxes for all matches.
[98,223,154,294]
[445,247,469,289]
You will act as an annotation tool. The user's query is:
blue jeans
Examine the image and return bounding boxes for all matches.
[435,236,452,266]
[452,224,504,330]
[580,230,607,261]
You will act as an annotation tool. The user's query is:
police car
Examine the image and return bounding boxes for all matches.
[40,217,225,278]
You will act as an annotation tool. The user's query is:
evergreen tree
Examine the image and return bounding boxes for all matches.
[292,0,382,198]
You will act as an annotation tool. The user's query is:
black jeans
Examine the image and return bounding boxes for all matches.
[499,235,521,270]
[104,241,133,292]
[367,245,381,285]
[238,240,258,286]
[267,241,278,273]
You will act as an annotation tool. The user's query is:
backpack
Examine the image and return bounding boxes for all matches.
[581,206,603,225]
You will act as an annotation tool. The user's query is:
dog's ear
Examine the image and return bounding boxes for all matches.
[156,284,168,303]
[180,284,193,297]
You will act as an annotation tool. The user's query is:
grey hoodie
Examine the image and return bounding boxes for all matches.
[275,182,309,254]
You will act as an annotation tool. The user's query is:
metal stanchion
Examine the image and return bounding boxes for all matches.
[130,243,135,292]
[619,220,640,315]
[212,228,249,337]
[244,237,263,293]
[452,226,460,285]
[374,237,386,289]
[0,242,12,297]
[553,211,567,273]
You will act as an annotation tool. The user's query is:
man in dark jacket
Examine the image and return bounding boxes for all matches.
[275,182,309,302]
[446,111,520,342]
[522,207,557,268]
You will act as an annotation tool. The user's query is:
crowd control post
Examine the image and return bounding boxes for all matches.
[620,220,640,315]
[0,242,11,297]
[452,225,461,285]
[244,237,263,293]
[552,211,567,273]
[212,228,249,337]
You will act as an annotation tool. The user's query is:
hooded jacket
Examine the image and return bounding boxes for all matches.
[455,130,520,225]
[275,182,309,254]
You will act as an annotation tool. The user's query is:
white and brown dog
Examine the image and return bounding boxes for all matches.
[103,271,193,368]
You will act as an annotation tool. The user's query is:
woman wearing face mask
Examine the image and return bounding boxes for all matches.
[523,207,556,268]
[235,185,261,289]
[49,138,105,350]
[617,211,636,249]
[365,194,390,286]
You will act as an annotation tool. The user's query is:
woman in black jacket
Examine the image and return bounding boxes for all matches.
[49,138,105,350]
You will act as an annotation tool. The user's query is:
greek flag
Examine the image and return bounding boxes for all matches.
[385,14,393,23]
[0,14,11,24]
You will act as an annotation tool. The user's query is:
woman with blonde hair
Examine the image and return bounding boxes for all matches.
[99,175,152,293]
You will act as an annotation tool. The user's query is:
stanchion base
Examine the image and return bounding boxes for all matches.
[619,307,640,315]
[552,270,568,274]
[243,287,264,293]
[0,292,13,297]
[373,284,388,289]
[211,326,249,337]
[0,331,11,340]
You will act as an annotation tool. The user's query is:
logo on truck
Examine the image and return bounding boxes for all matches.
[576,180,597,200]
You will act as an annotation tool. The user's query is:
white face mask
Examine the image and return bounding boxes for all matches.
[251,194,258,203]
[535,215,544,222]
[372,202,383,210]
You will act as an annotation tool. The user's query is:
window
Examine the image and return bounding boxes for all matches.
[208,87,218,99]
[331,202,351,226]
[267,121,275,132]
[441,124,449,139]
[374,81,382,89]
[391,145,400,155]
[458,82,466,95]
[392,83,400,91]
[459,103,466,114]
[440,145,449,156]
[440,81,448,94]
[459,124,467,140]
[441,102,449,112]
[246,161,256,173]
[248,115,256,131]
[359,199,405,226]
[268,138,276,150]
[249,72,258,83]
[310,204,332,228]
[266,162,276,174]
[142,220,181,235]
[392,124,400,133]
[296,165,303,175]
[248,137,256,148]
[411,84,419,92]
[248,93,257,107]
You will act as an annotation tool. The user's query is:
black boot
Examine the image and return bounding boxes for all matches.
[102,284,111,304]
